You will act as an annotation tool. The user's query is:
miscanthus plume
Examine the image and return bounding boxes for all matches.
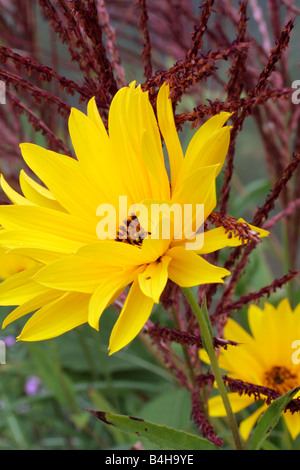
[0,82,267,354]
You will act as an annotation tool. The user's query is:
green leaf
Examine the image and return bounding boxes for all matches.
[87,410,219,450]
[140,388,192,432]
[249,387,300,450]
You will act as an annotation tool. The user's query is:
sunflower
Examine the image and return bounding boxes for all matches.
[201,299,300,441]
[0,82,268,354]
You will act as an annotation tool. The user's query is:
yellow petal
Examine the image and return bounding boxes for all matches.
[138,255,171,303]
[195,227,244,254]
[283,409,300,440]
[3,247,69,265]
[2,288,62,328]
[208,392,254,417]
[167,246,230,287]
[17,292,90,341]
[171,164,219,229]
[239,404,267,442]
[33,255,124,293]
[141,236,171,264]
[181,113,232,180]
[156,83,184,191]
[137,85,164,157]
[0,246,36,280]
[108,279,154,355]
[20,143,101,222]
[0,229,82,254]
[138,198,176,242]
[0,205,96,243]
[88,266,143,330]
[195,222,268,255]
[0,266,48,306]
[87,97,108,136]
[76,240,145,266]
[221,318,265,382]
[1,174,34,206]
[247,304,264,344]
[237,218,269,239]
[141,129,170,200]
[19,170,65,212]
[69,107,124,202]
[108,85,154,203]
[248,301,292,365]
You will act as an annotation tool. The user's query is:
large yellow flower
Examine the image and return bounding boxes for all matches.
[0,82,267,354]
[202,299,300,441]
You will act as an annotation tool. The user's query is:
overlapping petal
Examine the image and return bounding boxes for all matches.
[88,266,144,330]
[19,170,65,211]
[179,114,232,182]
[138,255,171,303]
[167,246,230,287]
[156,83,184,190]
[33,255,125,293]
[108,279,154,355]
[17,292,90,342]
[0,266,46,306]
[0,205,97,243]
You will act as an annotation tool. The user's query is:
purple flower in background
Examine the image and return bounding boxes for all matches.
[24,376,41,396]
[3,336,15,347]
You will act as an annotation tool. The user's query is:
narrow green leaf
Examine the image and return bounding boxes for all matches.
[249,387,300,450]
[86,410,219,450]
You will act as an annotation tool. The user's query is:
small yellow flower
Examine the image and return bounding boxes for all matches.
[201,299,300,441]
[0,82,267,353]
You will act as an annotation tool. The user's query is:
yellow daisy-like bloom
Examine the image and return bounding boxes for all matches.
[201,299,300,441]
[0,82,268,354]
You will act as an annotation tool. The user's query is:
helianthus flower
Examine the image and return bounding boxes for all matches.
[201,299,300,441]
[0,82,267,354]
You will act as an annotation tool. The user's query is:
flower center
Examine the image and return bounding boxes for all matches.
[116,215,148,246]
[263,366,298,395]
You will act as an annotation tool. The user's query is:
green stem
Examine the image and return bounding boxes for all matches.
[181,287,243,450]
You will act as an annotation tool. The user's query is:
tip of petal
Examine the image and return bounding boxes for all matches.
[158,81,170,100]
[87,317,100,331]
[128,80,137,89]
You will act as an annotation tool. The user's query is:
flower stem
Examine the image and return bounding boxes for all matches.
[181,287,243,450]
